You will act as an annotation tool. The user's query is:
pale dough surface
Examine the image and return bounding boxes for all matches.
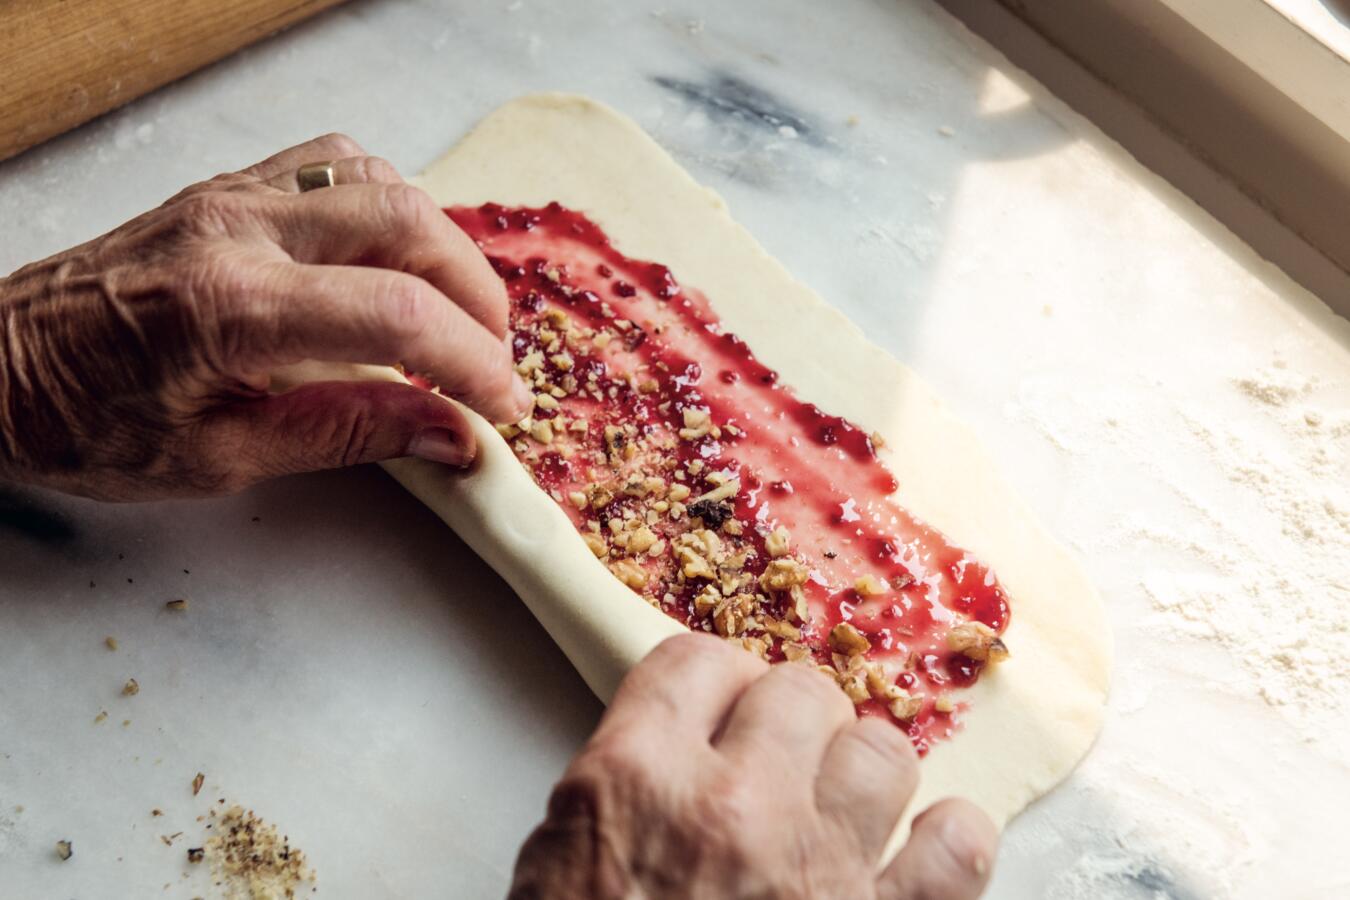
[285,93,1110,838]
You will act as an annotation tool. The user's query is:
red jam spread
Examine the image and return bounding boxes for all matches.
[446,203,1010,753]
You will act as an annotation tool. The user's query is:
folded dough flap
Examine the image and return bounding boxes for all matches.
[383,416,688,703]
[273,356,687,703]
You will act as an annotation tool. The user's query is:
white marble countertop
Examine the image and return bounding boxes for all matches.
[2,1,1347,897]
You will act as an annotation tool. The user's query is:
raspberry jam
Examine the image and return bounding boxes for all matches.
[446,203,1011,753]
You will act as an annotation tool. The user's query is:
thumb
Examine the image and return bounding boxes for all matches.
[206,380,478,482]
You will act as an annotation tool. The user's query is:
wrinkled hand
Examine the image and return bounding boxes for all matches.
[0,134,532,500]
[511,634,998,899]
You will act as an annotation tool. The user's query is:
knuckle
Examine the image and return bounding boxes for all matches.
[478,340,519,394]
[176,250,260,360]
[375,274,434,346]
[847,718,918,773]
[379,182,437,232]
[690,771,761,853]
[356,155,401,184]
[174,189,254,235]
[316,131,363,158]
[206,172,256,191]
[544,769,604,825]
[180,246,253,303]
[573,733,652,792]
[654,632,743,669]
[771,660,851,710]
[324,404,380,469]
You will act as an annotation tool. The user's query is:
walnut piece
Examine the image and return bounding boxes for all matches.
[947,621,1010,663]
[609,559,648,590]
[828,622,871,657]
[759,558,810,592]
[888,693,923,720]
[764,526,791,558]
[582,532,608,558]
[854,574,888,597]
[678,407,713,440]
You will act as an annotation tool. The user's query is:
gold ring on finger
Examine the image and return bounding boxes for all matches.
[296,161,337,192]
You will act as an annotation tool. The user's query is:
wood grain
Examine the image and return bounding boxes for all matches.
[0,0,346,163]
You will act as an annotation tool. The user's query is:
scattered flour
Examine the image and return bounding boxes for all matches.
[1231,366,1313,407]
[1144,369,1350,724]
[1014,360,1350,736]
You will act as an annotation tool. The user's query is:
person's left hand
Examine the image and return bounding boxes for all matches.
[0,133,531,500]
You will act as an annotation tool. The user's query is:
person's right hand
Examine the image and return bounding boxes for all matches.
[510,633,999,899]
[0,133,532,501]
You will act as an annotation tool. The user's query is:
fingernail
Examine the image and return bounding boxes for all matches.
[511,377,535,420]
[408,428,472,467]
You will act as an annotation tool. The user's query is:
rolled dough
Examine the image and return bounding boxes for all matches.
[286,93,1110,838]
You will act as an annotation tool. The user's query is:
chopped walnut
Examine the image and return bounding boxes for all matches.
[837,669,870,705]
[609,559,648,590]
[122,678,139,697]
[713,601,746,637]
[668,483,691,502]
[764,527,791,558]
[674,530,720,580]
[947,621,1010,663]
[759,558,810,593]
[861,661,894,699]
[530,420,555,444]
[692,585,721,618]
[828,622,871,657]
[678,407,713,440]
[204,804,313,898]
[693,479,740,505]
[516,350,544,376]
[762,618,802,641]
[740,636,770,659]
[934,695,955,714]
[588,484,615,510]
[629,526,659,554]
[582,532,608,558]
[888,693,923,720]
[782,641,813,663]
[535,393,560,411]
[854,574,888,597]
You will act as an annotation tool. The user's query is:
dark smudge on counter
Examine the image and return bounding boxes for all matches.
[654,72,823,146]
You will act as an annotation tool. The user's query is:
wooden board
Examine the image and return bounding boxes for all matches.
[0,0,345,162]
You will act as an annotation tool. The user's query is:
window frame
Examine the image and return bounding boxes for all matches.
[939,0,1350,319]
